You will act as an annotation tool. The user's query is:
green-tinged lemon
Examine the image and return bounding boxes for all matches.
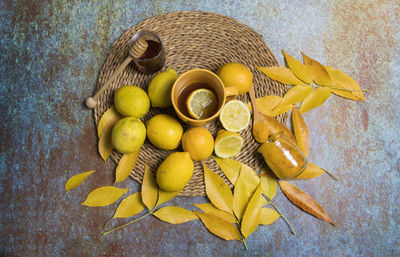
[214,129,244,158]
[148,68,178,108]
[146,114,183,150]
[182,127,214,161]
[217,63,253,95]
[156,152,194,192]
[114,85,150,118]
[111,117,146,154]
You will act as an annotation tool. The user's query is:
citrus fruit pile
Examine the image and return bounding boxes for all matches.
[104,63,253,192]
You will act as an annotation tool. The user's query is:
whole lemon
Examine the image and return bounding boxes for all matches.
[114,85,150,118]
[146,114,183,150]
[216,63,253,95]
[182,127,214,161]
[148,68,178,108]
[112,117,146,154]
[156,152,194,192]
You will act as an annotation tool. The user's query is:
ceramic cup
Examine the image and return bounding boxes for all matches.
[171,68,238,126]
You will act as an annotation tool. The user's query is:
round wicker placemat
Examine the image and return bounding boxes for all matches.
[93,11,287,197]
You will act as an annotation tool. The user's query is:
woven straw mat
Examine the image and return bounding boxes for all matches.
[93,11,287,197]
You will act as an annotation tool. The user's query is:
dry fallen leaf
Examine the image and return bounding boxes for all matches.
[241,183,264,238]
[112,192,145,219]
[260,168,277,201]
[97,106,122,138]
[282,50,313,84]
[203,161,234,215]
[256,66,305,85]
[233,165,259,221]
[262,114,296,142]
[279,181,334,225]
[277,85,312,108]
[98,125,114,162]
[324,65,365,102]
[194,211,241,241]
[115,150,140,183]
[81,186,128,207]
[295,162,325,179]
[212,156,241,185]
[193,203,236,223]
[153,206,198,224]
[65,170,95,192]
[301,52,331,86]
[259,208,280,225]
[156,189,180,207]
[141,163,158,210]
[292,107,310,157]
[299,87,331,114]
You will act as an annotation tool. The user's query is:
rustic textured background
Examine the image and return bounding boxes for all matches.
[0,1,399,256]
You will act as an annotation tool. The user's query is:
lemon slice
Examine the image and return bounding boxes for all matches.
[214,130,244,158]
[186,89,218,120]
[219,100,251,132]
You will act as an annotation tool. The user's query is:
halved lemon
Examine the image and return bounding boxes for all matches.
[214,130,244,158]
[186,89,218,120]
[219,100,251,132]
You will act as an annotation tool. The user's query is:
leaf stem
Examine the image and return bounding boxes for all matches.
[323,169,343,182]
[242,240,248,250]
[314,84,368,93]
[102,212,151,236]
[264,195,296,235]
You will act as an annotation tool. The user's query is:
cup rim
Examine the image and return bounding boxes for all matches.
[171,68,226,124]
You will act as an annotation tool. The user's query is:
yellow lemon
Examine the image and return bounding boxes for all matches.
[186,88,218,120]
[156,152,194,192]
[148,68,178,108]
[146,114,183,150]
[114,85,150,118]
[111,117,146,154]
[216,63,253,95]
[182,127,214,161]
[219,100,251,132]
[214,129,244,158]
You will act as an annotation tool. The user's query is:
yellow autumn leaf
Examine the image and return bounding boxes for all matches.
[256,66,305,85]
[276,85,312,108]
[255,95,281,116]
[212,156,241,185]
[98,125,114,161]
[299,87,331,114]
[65,170,95,192]
[296,162,325,179]
[282,50,313,84]
[292,107,309,157]
[153,206,198,224]
[301,52,331,86]
[193,203,236,223]
[241,183,264,238]
[233,164,259,221]
[324,65,365,102]
[97,106,122,138]
[194,211,241,241]
[112,192,145,219]
[156,189,180,207]
[81,186,128,207]
[202,161,234,215]
[259,208,280,225]
[115,150,140,183]
[260,168,277,201]
[141,163,158,210]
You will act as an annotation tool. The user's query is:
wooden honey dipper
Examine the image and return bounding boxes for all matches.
[85,38,148,108]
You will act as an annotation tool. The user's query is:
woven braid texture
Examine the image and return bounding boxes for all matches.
[94,11,287,197]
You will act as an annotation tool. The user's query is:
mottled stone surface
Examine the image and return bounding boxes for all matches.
[1,1,399,256]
